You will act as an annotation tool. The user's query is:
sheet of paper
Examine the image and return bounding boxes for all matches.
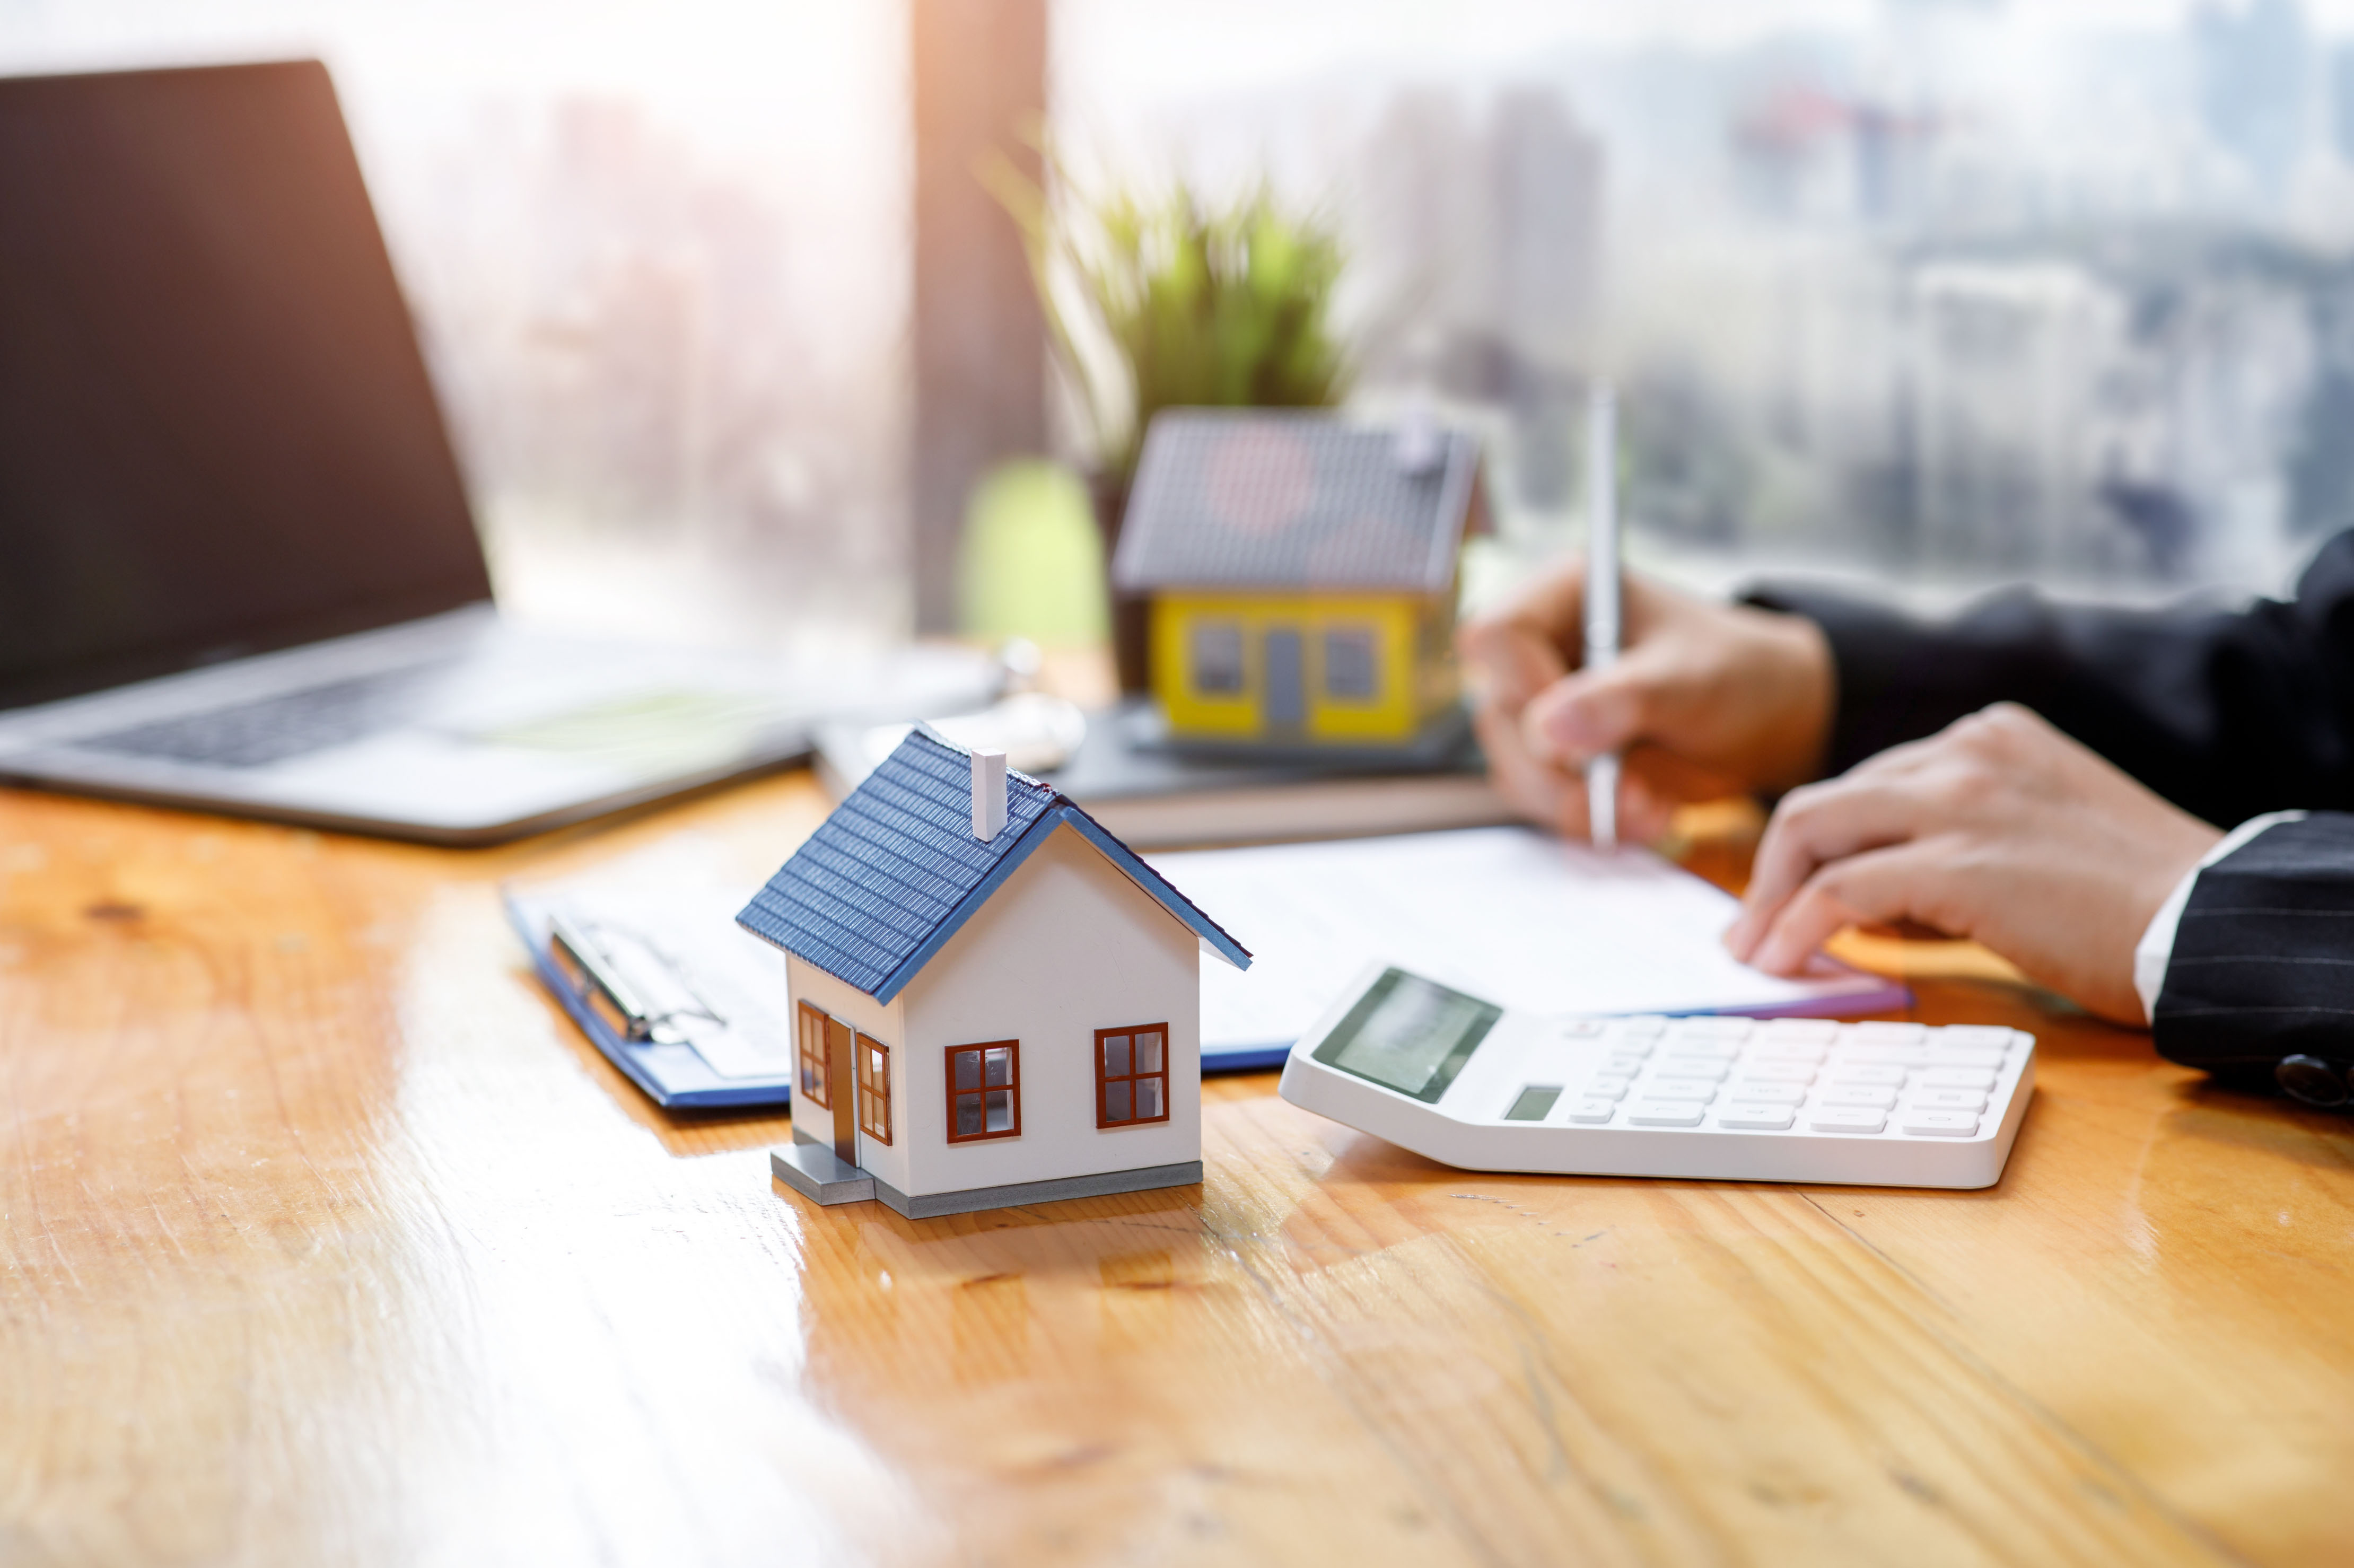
[1150,826,1906,1052]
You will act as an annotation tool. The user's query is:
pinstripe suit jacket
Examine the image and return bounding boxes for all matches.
[2154,814,2354,1076]
[1752,530,2354,1079]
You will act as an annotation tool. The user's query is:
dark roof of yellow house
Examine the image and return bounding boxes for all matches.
[1109,410,1484,595]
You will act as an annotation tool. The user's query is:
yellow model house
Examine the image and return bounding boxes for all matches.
[1110,410,1489,757]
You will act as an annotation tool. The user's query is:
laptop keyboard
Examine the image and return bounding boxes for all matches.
[77,668,435,769]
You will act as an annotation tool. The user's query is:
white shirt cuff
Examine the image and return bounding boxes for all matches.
[2131,810,2306,1024]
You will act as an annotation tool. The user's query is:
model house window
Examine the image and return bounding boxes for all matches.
[1323,627,1378,700]
[1191,621,1245,695]
[795,1001,831,1107]
[856,1033,891,1144]
[1096,1024,1170,1128]
[944,1040,1020,1142]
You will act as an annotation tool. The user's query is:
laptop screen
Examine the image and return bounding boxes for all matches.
[0,59,492,711]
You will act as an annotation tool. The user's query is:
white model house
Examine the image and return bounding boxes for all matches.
[738,728,1250,1219]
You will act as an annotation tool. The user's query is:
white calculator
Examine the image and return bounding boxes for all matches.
[1278,965,2035,1189]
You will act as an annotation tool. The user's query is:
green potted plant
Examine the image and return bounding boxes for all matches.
[990,154,1353,690]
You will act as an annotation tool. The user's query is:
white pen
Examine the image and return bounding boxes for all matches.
[1583,383,1621,852]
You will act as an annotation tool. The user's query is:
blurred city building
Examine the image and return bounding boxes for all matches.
[2195,0,2314,203]
[2335,39,2354,162]
[1355,86,1604,513]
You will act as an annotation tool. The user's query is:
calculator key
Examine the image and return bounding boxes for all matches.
[1618,1015,1668,1037]
[1566,1100,1618,1125]
[1850,1022,1927,1045]
[1725,1082,1807,1104]
[1908,1088,1988,1112]
[1921,1067,1997,1090]
[1628,1101,1708,1127]
[1741,1063,1816,1083]
[1560,1018,1609,1039]
[1809,1109,1888,1134]
[1602,1046,1652,1065]
[1718,1106,1796,1131]
[1662,1047,1740,1067]
[1758,1018,1838,1042]
[1653,1062,1728,1083]
[1748,1043,1828,1063]
[1901,1111,1981,1137]
[1668,1017,1752,1040]
[1826,1064,1907,1087]
[1841,1044,1929,1064]
[1937,1026,2014,1049]
[1641,1082,1715,1105]
[1585,1077,1632,1100]
[1925,1047,2007,1068]
[1820,1087,1897,1110]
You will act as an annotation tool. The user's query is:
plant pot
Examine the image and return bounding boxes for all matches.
[1088,469,1153,695]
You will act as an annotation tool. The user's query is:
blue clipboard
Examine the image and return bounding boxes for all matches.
[504,886,797,1110]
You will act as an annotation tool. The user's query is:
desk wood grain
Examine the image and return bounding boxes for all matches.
[4,777,2351,1566]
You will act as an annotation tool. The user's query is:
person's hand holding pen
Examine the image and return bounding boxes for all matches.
[1457,566,1839,847]
[1459,562,2219,1024]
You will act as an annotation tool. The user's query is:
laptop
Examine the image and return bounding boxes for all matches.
[0,59,993,844]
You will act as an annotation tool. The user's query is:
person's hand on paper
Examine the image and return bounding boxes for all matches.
[1458,564,1836,844]
[1723,704,2221,1024]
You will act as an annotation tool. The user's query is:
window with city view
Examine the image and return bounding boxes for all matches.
[14,0,2352,636]
[1058,0,2354,605]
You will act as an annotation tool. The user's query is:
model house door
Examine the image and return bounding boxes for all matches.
[823,1015,857,1162]
[1263,626,1305,733]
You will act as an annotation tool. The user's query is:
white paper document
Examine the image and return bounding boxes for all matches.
[1150,827,1908,1052]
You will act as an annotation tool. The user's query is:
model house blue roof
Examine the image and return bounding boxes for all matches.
[737,728,1250,1004]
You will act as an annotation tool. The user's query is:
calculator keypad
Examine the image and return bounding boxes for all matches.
[1537,1016,2028,1140]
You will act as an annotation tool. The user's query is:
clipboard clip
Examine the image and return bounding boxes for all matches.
[548,912,723,1046]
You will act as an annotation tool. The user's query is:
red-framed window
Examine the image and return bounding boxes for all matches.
[1096,1024,1170,1128]
[856,1033,892,1145]
[795,1001,832,1107]
[944,1040,1020,1143]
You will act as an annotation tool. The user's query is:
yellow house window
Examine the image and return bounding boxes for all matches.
[1191,621,1245,695]
[1323,627,1379,701]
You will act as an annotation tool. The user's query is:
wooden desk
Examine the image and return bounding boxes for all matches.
[4,775,2351,1567]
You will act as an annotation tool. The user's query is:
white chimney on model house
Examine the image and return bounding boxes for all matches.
[970,747,1007,840]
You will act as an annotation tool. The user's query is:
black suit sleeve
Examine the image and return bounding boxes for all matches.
[2155,814,2354,1082]
[1746,529,2354,828]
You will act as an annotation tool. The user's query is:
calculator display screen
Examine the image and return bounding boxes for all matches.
[1312,968,1501,1103]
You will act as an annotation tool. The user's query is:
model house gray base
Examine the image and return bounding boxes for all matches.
[771,1141,1202,1219]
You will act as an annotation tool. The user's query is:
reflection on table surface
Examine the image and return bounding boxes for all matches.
[3,770,2350,1567]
